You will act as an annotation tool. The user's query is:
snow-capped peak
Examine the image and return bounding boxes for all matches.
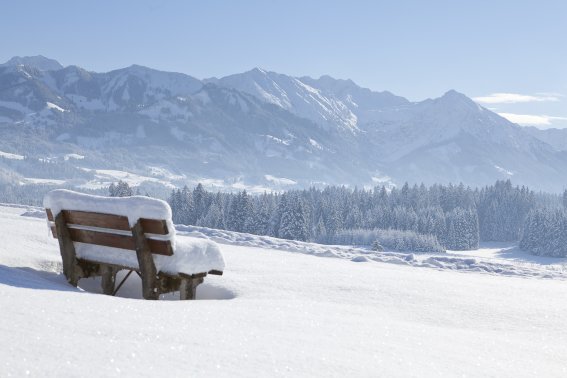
[215,69,359,132]
[250,67,268,75]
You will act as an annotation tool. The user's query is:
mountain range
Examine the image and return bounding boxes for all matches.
[1,55,566,192]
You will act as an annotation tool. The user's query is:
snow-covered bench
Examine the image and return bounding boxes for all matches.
[44,189,225,300]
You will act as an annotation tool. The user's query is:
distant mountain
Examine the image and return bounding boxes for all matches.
[0,55,566,192]
[1,55,63,71]
[359,90,567,187]
[207,68,360,132]
[300,75,409,124]
[524,126,567,152]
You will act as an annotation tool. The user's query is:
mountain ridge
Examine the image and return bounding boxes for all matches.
[1,55,63,71]
[1,55,566,192]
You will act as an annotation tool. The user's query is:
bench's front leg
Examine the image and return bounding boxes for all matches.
[54,212,83,286]
[132,221,159,300]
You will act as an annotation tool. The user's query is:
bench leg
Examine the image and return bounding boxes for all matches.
[54,213,83,286]
[180,277,204,300]
[100,265,117,295]
[132,221,160,300]
[140,273,159,300]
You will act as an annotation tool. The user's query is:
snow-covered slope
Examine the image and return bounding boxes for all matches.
[2,204,567,376]
[210,68,360,132]
[300,74,410,124]
[97,65,203,111]
[178,224,567,279]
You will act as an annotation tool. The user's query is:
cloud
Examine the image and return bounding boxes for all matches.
[535,92,564,97]
[498,113,567,127]
[473,93,562,104]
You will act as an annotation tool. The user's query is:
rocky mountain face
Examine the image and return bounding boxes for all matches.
[0,56,566,192]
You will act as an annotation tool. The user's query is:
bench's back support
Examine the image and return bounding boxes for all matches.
[46,209,173,256]
[45,204,221,300]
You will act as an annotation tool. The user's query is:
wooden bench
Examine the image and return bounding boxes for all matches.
[46,207,222,300]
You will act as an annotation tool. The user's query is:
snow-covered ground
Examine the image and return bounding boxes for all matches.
[78,169,177,190]
[0,150,24,160]
[178,225,567,279]
[2,203,567,377]
[21,178,67,185]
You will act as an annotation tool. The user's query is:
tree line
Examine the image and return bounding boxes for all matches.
[520,205,567,257]
[166,180,553,253]
[1,177,564,256]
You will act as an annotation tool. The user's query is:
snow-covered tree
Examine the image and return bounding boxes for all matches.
[371,240,384,252]
[227,190,251,232]
[278,193,308,241]
[444,207,479,250]
[109,180,133,197]
[521,208,567,257]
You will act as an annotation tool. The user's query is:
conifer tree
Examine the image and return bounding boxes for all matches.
[279,193,308,241]
[109,180,133,197]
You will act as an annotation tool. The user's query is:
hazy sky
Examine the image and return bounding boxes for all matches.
[2,0,566,128]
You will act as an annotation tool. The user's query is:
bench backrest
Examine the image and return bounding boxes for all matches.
[46,208,173,256]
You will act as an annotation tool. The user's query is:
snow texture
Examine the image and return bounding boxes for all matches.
[0,150,25,160]
[74,238,224,275]
[63,153,85,161]
[156,237,224,275]
[2,203,567,376]
[178,224,567,280]
[44,189,170,227]
[23,178,66,185]
[46,102,66,112]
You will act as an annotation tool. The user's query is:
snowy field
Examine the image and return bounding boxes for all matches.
[2,203,567,377]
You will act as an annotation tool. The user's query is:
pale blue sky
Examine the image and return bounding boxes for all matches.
[1,0,566,128]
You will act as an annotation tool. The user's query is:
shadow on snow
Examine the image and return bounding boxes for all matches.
[0,264,236,301]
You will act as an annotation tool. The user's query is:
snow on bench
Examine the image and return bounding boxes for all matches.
[44,189,225,300]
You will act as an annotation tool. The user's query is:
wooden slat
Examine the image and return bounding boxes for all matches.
[51,224,173,256]
[140,218,168,235]
[67,228,173,256]
[45,209,168,235]
[147,238,174,256]
[69,228,135,250]
[179,272,208,279]
[63,210,130,231]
